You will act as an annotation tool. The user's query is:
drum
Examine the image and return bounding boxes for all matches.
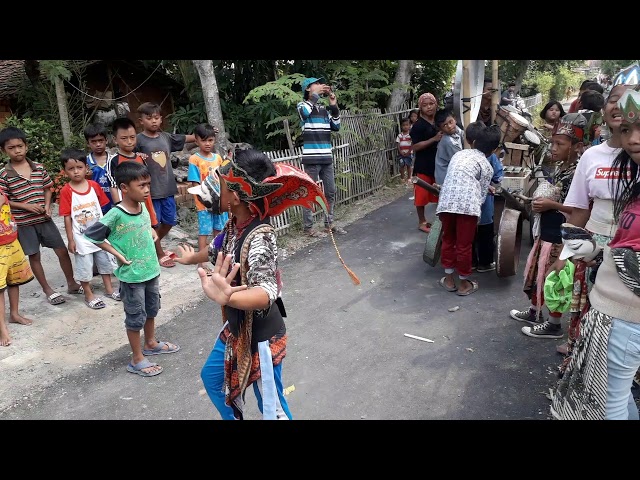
[501,111,530,144]
[495,106,511,128]
[422,216,443,267]
[496,207,524,278]
[523,130,540,147]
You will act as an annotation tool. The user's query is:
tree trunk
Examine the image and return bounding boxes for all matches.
[388,60,416,112]
[514,60,531,96]
[192,60,229,156]
[54,75,71,145]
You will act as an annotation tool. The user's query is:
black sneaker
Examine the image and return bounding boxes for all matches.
[509,308,544,325]
[521,321,563,339]
[477,262,496,273]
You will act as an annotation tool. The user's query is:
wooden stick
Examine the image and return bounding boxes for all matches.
[411,176,440,196]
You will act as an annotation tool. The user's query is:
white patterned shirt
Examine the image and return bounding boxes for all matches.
[436,148,493,218]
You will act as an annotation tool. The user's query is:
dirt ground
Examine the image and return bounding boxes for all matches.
[0,181,409,414]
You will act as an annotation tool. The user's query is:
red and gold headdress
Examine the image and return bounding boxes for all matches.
[553,112,586,143]
[217,158,360,285]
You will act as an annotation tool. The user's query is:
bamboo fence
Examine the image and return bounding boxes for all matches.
[264,95,541,236]
[264,102,414,236]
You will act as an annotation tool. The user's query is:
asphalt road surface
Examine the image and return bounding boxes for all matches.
[1,191,565,420]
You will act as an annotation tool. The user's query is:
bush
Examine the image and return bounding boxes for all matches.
[0,116,84,202]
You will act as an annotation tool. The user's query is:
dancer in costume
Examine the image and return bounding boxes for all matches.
[175,149,358,420]
[509,113,586,339]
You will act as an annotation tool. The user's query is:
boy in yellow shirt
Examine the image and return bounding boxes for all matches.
[186,124,229,269]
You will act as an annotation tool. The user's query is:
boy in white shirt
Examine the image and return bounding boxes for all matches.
[58,148,120,309]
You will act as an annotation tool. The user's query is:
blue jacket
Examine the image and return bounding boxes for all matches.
[479,153,504,225]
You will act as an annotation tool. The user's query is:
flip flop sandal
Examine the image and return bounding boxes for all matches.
[47,292,66,305]
[456,280,479,296]
[85,297,107,309]
[159,254,176,268]
[105,291,121,301]
[142,341,181,356]
[67,285,85,295]
[126,358,163,377]
[438,276,458,292]
[304,229,327,238]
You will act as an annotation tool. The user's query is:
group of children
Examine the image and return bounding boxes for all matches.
[0,105,228,372]
[400,101,504,287]
[0,87,357,419]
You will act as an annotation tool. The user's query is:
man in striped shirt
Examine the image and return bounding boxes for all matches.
[0,127,82,306]
[297,76,347,237]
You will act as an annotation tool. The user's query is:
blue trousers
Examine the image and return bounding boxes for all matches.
[201,329,293,420]
[606,317,640,420]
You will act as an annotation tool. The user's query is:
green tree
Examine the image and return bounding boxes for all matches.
[601,60,639,77]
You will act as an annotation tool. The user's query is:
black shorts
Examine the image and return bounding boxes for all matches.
[18,220,66,256]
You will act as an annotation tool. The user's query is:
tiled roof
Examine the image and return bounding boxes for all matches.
[0,60,102,99]
[0,60,27,98]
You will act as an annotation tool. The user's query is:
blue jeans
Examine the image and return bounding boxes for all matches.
[201,330,292,420]
[606,317,640,420]
[301,163,336,230]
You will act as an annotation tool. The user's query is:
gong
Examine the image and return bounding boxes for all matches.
[453,60,485,129]
[496,207,524,278]
[422,216,444,267]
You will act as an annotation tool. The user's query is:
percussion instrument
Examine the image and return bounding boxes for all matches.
[422,217,443,267]
[452,60,485,129]
[410,176,444,267]
[496,207,524,278]
[495,106,511,128]
[500,111,530,144]
[523,130,540,147]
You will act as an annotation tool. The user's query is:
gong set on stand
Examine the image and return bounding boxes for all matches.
[493,104,550,277]
[420,60,550,278]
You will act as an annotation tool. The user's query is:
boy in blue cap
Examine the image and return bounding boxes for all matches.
[297,76,346,237]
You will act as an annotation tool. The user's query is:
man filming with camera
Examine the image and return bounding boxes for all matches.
[297,76,347,237]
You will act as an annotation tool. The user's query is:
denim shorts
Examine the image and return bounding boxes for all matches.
[398,155,413,167]
[152,196,178,226]
[119,275,161,331]
[197,210,228,236]
[74,250,116,283]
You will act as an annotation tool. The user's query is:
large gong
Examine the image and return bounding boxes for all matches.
[496,207,524,278]
[422,217,444,267]
[453,60,485,129]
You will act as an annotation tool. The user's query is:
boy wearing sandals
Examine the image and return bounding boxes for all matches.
[0,127,82,306]
[436,123,501,296]
[84,161,179,377]
[58,149,120,310]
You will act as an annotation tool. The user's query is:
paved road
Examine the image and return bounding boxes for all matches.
[1,193,565,420]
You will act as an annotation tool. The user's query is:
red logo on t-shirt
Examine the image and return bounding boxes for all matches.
[595,167,631,179]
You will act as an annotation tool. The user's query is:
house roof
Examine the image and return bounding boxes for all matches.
[0,60,180,101]
[0,60,27,98]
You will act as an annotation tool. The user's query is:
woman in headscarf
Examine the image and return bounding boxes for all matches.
[409,93,443,233]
